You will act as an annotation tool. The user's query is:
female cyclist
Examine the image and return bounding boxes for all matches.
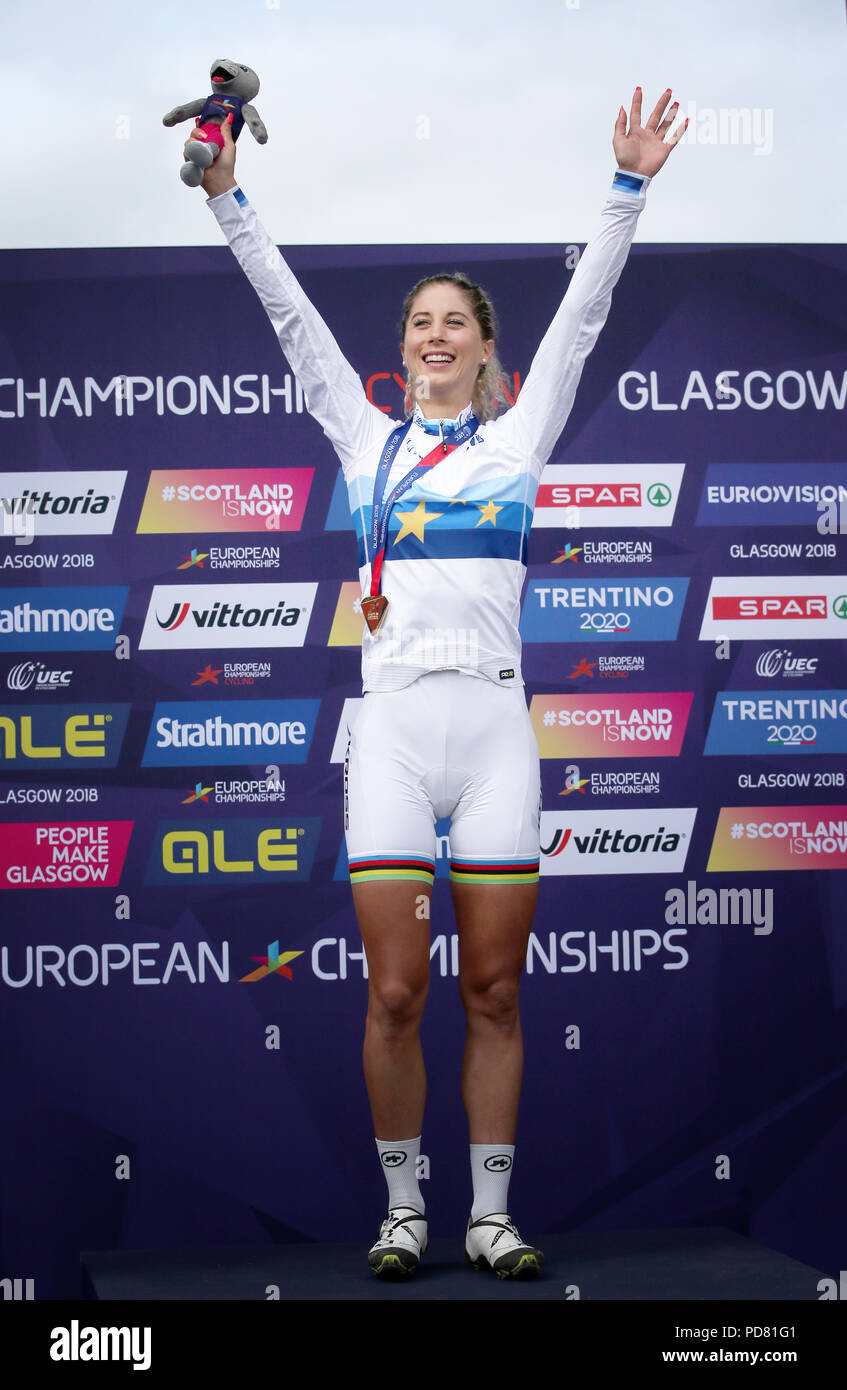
[187,87,685,1279]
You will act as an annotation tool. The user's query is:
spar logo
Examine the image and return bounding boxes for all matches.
[696,463,847,526]
[239,941,303,983]
[699,577,847,641]
[754,649,819,679]
[533,464,683,527]
[137,468,313,533]
[138,583,316,650]
[530,692,692,758]
[521,578,688,642]
[141,699,319,766]
[145,817,321,884]
[0,471,126,536]
[0,821,133,889]
[540,808,696,875]
[0,704,130,768]
[708,806,847,871]
[705,691,847,756]
[0,586,128,652]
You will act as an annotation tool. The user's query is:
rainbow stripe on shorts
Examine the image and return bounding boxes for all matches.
[349,853,435,886]
[449,856,540,886]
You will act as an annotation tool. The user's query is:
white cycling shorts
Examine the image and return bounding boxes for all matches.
[344,670,540,887]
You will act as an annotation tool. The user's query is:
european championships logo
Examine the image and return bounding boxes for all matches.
[239,941,303,983]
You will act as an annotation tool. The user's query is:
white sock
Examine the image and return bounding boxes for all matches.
[375,1136,425,1215]
[470,1143,515,1221]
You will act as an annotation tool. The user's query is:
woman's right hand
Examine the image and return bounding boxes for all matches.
[184,111,238,198]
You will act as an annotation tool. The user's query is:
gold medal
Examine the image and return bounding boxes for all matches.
[361,594,390,634]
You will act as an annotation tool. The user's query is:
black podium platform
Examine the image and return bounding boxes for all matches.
[81,1227,827,1301]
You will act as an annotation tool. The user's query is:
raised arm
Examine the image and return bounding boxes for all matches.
[504,89,687,471]
[190,115,389,476]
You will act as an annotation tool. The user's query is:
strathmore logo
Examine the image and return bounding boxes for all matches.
[540,808,696,875]
[533,464,683,527]
[138,584,316,650]
[0,471,126,535]
[699,577,847,641]
[142,699,318,766]
[137,468,313,534]
[0,586,128,652]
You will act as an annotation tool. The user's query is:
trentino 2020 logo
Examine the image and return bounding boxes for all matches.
[146,818,321,884]
[705,691,847,755]
[520,579,689,642]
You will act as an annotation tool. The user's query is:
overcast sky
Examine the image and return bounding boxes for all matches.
[5,0,846,247]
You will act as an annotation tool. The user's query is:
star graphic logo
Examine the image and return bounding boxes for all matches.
[192,664,223,686]
[178,547,210,569]
[239,940,304,983]
[393,498,444,545]
[568,657,596,679]
[474,498,503,528]
[559,777,590,796]
[183,781,213,804]
[553,543,581,563]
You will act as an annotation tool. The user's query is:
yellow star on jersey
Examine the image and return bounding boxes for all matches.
[474,498,503,528]
[393,498,444,544]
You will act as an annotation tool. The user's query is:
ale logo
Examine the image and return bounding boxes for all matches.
[145,817,321,885]
[647,483,672,507]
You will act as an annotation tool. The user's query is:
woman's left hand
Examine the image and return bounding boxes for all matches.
[613,88,688,178]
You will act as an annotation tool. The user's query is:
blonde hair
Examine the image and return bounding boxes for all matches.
[399,272,510,423]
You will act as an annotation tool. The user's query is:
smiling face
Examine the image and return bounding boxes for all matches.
[401,282,494,419]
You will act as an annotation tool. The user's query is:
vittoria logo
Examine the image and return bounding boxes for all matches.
[0,472,126,535]
[540,809,696,875]
[139,584,316,650]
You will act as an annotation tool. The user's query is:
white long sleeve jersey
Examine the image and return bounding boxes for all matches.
[208,171,650,692]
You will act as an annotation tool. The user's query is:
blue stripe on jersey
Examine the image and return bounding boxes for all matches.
[612,171,645,194]
[357,526,529,567]
[233,187,248,206]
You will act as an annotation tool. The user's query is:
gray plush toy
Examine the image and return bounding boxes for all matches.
[163,59,268,186]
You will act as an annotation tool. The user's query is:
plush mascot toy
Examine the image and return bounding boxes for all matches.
[163,59,268,186]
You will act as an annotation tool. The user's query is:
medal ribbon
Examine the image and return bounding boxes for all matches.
[368,414,480,596]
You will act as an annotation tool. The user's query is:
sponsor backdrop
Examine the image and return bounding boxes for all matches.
[1,237,845,1297]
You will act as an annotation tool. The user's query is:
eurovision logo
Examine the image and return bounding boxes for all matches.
[138,583,316,650]
[137,468,313,534]
[530,693,692,758]
[520,579,689,642]
[696,464,847,526]
[705,691,847,756]
[698,577,847,641]
[533,464,684,528]
[540,808,696,876]
[707,806,847,871]
[0,820,133,889]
